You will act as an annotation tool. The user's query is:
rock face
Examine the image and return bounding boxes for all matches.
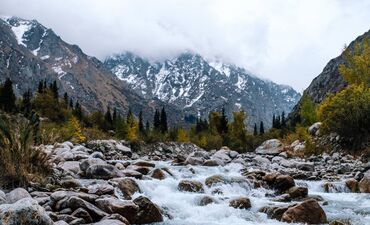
[255,139,285,155]
[281,199,327,224]
[359,170,370,193]
[288,29,370,124]
[0,198,54,225]
[105,52,300,127]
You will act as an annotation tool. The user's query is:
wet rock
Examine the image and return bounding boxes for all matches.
[126,165,151,175]
[253,155,271,165]
[102,214,130,225]
[273,175,295,193]
[87,183,115,195]
[288,186,308,199]
[281,199,327,224]
[149,168,166,180]
[133,161,155,168]
[72,207,93,223]
[95,197,138,223]
[92,219,127,225]
[86,164,121,179]
[122,169,143,179]
[199,196,216,206]
[178,180,204,193]
[229,197,251,209]
[0,190,6,205]
[203,159,222,167]
[5,188,31,204]
[255,139,284,155]
[308,122,322,136]
[0,198,54,225]
[62,196,107,221]
[80,158,107,173]
[59,161,81,174]
[50,191,98,210]
[359,170,370,193]
[259,205,290,220]
[272,194,292,202]
[117,178,141,200]
[329,220,346,225]
[61,179,82,189]
[133,196,163,224]
[54,221,69,225]
[205,175,227,187]
[345,178,359,192]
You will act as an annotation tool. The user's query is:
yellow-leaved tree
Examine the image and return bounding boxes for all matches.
[68,116,86,143]
[176,128,189,143]
[126,111,138,141]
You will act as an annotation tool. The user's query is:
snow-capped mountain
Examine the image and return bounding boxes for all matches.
[0,16,182,122]
[105,52,301,127]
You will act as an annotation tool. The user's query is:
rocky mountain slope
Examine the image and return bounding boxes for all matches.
[0,16,181,122]
[104,52,301,127]
[288,29,370,124]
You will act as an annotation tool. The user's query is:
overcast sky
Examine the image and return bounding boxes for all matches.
[1,0,369,91]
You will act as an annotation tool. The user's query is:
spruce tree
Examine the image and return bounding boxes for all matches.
[160,107,168,133]
[69,98,74,109]
[112,107,117,124]
[21,89,32,117]
[138,110,144,133]
[253,123,258,136]
[73,101,83,120]
[219,107,228,135]
[52,80,58,99]
[63,92,69,107]
[104,106,113,130]
[145,120,150,133]
[153,109,161,131]
[0,78,16,112]
[272,114,276,128]
[38,80,44,93]
[281,111,286,128]
[259,121,265,134]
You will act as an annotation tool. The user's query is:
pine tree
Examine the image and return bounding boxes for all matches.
[253,123,258,136]
[138,110,144,133]
[21,89,32,117]
[104,106,113,130]
[0,78,16,112]
[73,101,83,120]
[69,98,74,109]
[153,109,161,131]
[281,111,286,128]
[259,121,265,134]
[63,92,69,107]
[52,80,58,99]
[160,106,168,133]
[112,107,117,125]
[145,120,150,133]
[219,107,228,135]
[38,81,44,93]
[272,114,276,128]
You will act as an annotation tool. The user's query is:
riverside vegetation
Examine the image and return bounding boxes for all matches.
[0,38,369,224]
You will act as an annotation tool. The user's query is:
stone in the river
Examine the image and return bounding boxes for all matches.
[80,158,107,173]
[86,164,121,179]
[95,197,139,223]
[199,196,216,206]
[203,159,222,167]
[0,190,6,204]
[288,186,308,199]
[92,219,128,225]
[59,161,81,174]
[329,220,346,225]
[178,180,204,193]
[359,170,370,193]
[205,175,227,187]
[229,197,251,209]
[122,169,143,179]
[253,155,271,165]
[255,139,284,155]
[150,168,166,180]
[61,179,82,189]
[5,188,31,204]
[117,178,141,200]
[54,221,69,225]
[274,175,295,193]
[0,198,54,225]
[345,178,359,192]
[133,160,155,168]
[71,207,93,223]
[281,199,327,224]
[133,196,163,224]
[259,205,290,220]
[88,183,115,195]
[62,196,108,221]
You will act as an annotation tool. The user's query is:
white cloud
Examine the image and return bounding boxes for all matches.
[0,0,369,91]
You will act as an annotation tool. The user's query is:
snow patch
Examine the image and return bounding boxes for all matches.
[40,55,50,60]
[10,21,32,47]
[52,66,67,79]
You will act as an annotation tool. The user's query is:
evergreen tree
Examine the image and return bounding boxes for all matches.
[272,114,276,128]
[0,78,16,112]
[253,123,258,136]
[21,89,32,117]
[153,109,161,131]
[104,106,113,130]
[259,121,265,134]
[69,98,74,109]
[73,101,83,120]
[219,107,228,135]
[52,80,58,99]
[138,110,144,133]
[160,106,168,133]
[281,111,286,128]
[112,107,118,125]
[63,92,69,107]
[38,81,44,93]
[145,120,150,133]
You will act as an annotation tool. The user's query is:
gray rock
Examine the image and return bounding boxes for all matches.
[308,122,322,136]
[86,164,121,179]
[80,158,107,173]
[0,190,6,205]
[59,161,81,174]
[255,139,284,155]
[133,196,163,224]
[5,188,31,204]
[0,198,53,225]
[92,219,127,225]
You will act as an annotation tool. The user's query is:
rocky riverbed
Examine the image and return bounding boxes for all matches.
[0,139,370,225]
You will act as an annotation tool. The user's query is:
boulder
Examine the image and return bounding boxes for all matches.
[259,205,290,220]
[253,155,271,165]
[71,207,93,223]
[199,196,216,206]
[178,180,204,193]
[87,183,115,195]
[308,122,322,136]
[288,186,308,199]
[0,198,54,225]
[255,139,284,155]
[274,175,295,193]
[61,179,82,189]
[5,188,31,204]
[345,178,359,192]
[117,178,141,200]
[0,190,6,205]
[122,169,143,179]
[281,199,327,224]
[59,161,81,174]
[359,170,370,193]
[229,197,251,209]
[80,158,107,173]
[149,168,166,180]
[133,196,163,224]
[203,159,223,167]
[133,161,155,168]
[86,164,121,179]
[92,219,127,225]
[61,196,107,221]
[95,197,138,223]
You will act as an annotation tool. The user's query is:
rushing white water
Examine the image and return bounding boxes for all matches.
[129,161,370,225]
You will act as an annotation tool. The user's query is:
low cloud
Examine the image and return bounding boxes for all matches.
[0,0,369,90]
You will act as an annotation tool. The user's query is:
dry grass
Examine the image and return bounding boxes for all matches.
[0,114,52,188]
